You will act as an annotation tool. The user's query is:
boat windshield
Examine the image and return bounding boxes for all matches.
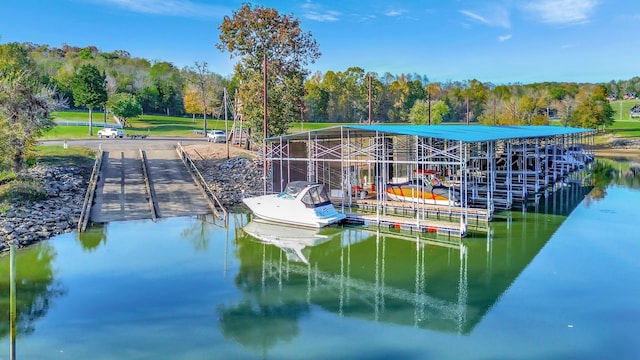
[283,181,313,197]
[300,184,331,208]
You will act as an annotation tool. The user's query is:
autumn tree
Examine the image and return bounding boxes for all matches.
[71,64,107,136]
[0,43,60,172]
[217,3,320,143]
[183,87,204,123]
[185,62,225,134]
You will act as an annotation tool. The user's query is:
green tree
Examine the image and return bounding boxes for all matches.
[149,61,184,115]
[71,64,107,136]
[304,72,329,121]
[430,100,450,124]
[0,43,58,172]
[217,3,321,143]
[410,99,449,124]
[409,99,429,124]
[107,93,142,128]
[570,85,614,130]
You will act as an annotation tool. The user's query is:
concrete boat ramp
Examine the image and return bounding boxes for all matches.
[86,147,216,225]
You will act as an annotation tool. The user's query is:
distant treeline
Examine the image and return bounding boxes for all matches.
[18,42,639,127]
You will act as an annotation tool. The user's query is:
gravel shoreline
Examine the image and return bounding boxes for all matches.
[0,164,92,255]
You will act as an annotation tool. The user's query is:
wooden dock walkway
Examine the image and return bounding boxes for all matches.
[89,149,212,223]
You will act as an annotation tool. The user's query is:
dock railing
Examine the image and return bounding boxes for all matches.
[78,146,103,232]
[176,143,227,220]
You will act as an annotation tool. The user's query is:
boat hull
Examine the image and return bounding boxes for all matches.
[386,185,458,206]
[242,194,346,228]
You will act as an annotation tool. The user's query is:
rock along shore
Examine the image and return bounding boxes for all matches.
[0,164,92,255]
[192,157,267,208]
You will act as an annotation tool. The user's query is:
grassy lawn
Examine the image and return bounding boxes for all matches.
[47,111,338,140]
[31,145,96,166]
[611,99,640,121]
[47,111,234,139]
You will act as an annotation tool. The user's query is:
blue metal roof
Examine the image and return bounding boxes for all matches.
[268,124,593,142]
[343,124,592,142]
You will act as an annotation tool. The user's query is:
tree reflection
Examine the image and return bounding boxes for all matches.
[0,243,66,340]
[179,214,226,252]
[77,225,107,252]
[585,157,640,205]
[585,160,616,203]
[217,231,309,354]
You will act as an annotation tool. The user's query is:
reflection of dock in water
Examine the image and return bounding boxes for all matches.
[237,184,592,335]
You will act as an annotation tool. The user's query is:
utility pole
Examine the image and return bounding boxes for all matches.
[368,74,372,125]
[224,88,229,159]
[263,52,268,194]
[466,93,470,125]
[428,89,432,125]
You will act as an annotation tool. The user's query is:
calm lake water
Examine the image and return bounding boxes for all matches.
[2,157,640,359]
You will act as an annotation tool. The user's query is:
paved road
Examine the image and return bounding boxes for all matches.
[40,137,208,151]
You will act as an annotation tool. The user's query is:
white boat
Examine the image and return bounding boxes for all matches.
[243,220,339,264]
[242,181,346,228]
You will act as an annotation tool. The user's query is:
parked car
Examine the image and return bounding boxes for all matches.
[97,128,125,138]
[207,130,227,143]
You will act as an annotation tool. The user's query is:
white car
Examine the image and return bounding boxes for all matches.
[97,128,125,138]
[207,130,227,143]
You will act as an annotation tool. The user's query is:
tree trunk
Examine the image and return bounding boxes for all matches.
[203,111,207,135]
[89,107,94,136]
[11,146,24,173]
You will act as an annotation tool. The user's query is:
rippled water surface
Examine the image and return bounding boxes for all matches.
[1,158,640,359]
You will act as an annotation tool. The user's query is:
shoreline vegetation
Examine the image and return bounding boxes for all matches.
[2,116,640,256]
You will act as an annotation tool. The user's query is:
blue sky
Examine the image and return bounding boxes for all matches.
[1,0,638,84]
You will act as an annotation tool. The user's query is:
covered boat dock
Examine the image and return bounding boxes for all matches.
[262,125,594,237]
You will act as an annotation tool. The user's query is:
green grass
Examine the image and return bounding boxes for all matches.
[31,145,96,166]
[48,111,234,139]
[48,111,339,140]
[611,99,640,121]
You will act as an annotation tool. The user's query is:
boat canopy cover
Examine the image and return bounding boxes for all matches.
[284,181,315,197]
[267,125,593,143]
[283,181,331,208]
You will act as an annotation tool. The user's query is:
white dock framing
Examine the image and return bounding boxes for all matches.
[261,125,594,237]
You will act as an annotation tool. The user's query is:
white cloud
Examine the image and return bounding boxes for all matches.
[385,9,405,17]
[498,34,512,42]
[460,4,510,28]
[301,0,340,22]
[525,0,599,25]
[460,10,490,24]
[91,0,227,17]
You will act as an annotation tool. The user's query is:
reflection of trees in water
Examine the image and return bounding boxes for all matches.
[0,243,66,340]
[586,157,640,205]
[77,225,107,252]
[217,232,309,354]
[180,215,225,252]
